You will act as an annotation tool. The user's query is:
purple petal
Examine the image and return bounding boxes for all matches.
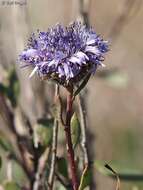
[85,46,100,55]
[40,61,48,67]
[21,49,38,57]
[69,56,81,64]
[58,66,65,77]
[48,60,59,67]
[69,67,74,78]
[86,39,95,45]
[29,66,38,78]
[63,64,70,79]
[75,51,89,63]
[76,51,89,60]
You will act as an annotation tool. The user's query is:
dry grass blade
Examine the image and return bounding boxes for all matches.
[105,164,120,190]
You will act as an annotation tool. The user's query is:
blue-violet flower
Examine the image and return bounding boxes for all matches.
[19,22,109,87]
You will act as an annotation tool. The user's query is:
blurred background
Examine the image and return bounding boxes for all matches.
[0,0,143,189]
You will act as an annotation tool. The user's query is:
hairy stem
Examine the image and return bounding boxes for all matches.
[78,93,96,189]
[48,107,59,190]
[77,94,89,166]
[48,85,59,189]
[48,120,58,189]
[64,88,78,190]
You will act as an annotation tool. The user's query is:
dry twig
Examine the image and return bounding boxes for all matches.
[77,94,89,166]
[48,85,59,190]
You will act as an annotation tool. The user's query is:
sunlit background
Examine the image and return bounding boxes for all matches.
[0,0,143,189]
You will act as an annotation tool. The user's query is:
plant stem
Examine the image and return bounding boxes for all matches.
[48,85,59,189]
[64,88,79,190]
[77,94,89,167]
[48,120,58,189]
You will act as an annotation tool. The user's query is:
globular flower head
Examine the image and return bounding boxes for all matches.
[19,22,109,87]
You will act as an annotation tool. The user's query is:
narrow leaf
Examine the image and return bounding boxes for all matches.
[71,113,81,148]
[95,160,143,181]
[7,68,20,108]
[36,118,54,147]
[0,156,2,170]
[0,83,7,94]
[73,73,91,98]
[78,165,92,190]
[57,157,69,179]
[0,133,13,152]
[105,164,120,190]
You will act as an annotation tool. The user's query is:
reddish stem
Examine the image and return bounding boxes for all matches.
[64,88,79,190]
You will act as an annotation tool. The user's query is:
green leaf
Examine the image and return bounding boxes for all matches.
[0,156,2,170]
[94,160,108,175]
[71,113,81,148]
[36,118,54,147]
[73,73,91,98]
[0,133,13,152]
[95,160,143,181]
[6,69,20,108]
[12,160,28,185]
[3,181,21,190]
[0,83,7,94]
[78,165,92,190]
[57,157,68,179]
[0,69,20,108]
[58,185,66,190]
[105,164,120,190]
